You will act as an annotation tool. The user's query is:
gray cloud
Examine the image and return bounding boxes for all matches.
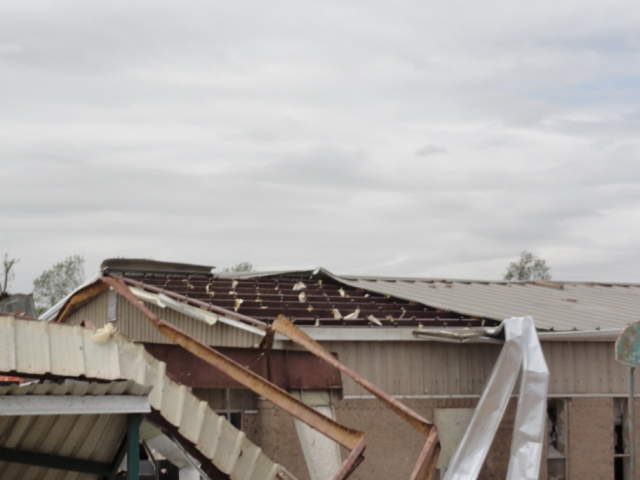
[415,145,447,156]
[2,0,640,292]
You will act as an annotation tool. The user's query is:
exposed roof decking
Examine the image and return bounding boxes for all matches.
[55,259,640,333]
[115,271,496,329]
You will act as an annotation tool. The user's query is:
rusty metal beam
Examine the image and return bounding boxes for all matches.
[271,315,440,479]
[334,436,366,480]
[101,276,366,478]
[272,315,435,436]
[409,428,440,480]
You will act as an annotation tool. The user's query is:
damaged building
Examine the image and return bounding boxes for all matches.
[24,258,640,479]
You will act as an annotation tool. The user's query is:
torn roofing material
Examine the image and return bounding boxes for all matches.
[0,315,297,480]
[95,259,495,329]
[50,258,639,332]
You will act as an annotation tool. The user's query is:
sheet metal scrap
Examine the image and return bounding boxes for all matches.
[271,315,440,480]
[103,275,366,480]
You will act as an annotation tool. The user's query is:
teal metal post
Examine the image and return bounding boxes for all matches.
[128,414,143,480]
[615,323,640,480]
[630,367,636,479]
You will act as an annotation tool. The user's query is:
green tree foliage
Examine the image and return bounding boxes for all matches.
[223,261,254,273]
[503,251,551,281]
[33,255,86,312]
[0,254,19,299]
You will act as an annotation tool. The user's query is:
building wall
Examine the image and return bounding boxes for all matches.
[245,397,517,480]
[313,340,632,397]
[568,397,613,480]
[63,299,635,478]
[64,292,261,347]
[63,290,110,326]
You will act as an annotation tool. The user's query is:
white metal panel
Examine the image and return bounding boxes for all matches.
[0,316,297,480]
[0,395,150,416]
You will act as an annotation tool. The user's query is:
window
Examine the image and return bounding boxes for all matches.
[614,398,630,480]
[547,399,567,480]
[215,388,243,430]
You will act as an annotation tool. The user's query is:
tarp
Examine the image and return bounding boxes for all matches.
[443,316,549,480]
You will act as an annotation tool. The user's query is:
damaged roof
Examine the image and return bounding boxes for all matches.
[334,275,640,332]
[101,259,497,329]
[53,258,640,332]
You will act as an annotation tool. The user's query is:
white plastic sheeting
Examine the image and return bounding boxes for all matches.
[443,316,549,480]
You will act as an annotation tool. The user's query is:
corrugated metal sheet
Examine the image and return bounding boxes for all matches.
[116,297,261,347]
[0,379,150,397]
[0,413,124,480]
[63,294,261,348]
[0,381,146,480]
[317,340,633,396]
[63,290,110,327]
[335,276,640,331]
[0,316,296,480]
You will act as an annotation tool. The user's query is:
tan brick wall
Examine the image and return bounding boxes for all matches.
[244,399,310,480]
[568,397,613,480]
[246,397,517,480]
[245,395,624,480]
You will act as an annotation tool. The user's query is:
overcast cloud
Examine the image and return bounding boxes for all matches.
[2,0,640,292]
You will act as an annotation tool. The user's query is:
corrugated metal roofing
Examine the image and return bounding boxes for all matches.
[0,379,150,397]
[0,316,296,480]
[0,380,150,480]
[334,276,640,331]
[54,258,640,333]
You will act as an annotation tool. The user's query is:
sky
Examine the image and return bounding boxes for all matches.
[2,1,640,293]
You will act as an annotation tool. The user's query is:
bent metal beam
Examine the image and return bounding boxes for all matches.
[102,275,366,480]
[271,315,440,480]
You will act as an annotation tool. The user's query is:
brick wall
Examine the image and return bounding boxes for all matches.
[244,395,627,480]
[244,399,310,479]
[568,397,613,480]
[246,396,516,480]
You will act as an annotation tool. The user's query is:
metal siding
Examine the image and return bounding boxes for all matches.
[322,340,629,397]
[116,297,261,347]
[64,290,110,327]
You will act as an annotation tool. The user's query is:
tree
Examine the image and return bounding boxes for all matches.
[0,254,18,300]
[223,261,254,273]
[503,251,551,281]
[33,255,86,313]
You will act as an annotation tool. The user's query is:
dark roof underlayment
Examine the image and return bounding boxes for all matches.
[101,259,498,329]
